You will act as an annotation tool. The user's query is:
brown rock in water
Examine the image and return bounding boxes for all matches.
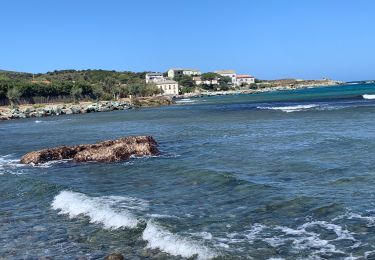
[105,253,125,260]
[20,136,159,165]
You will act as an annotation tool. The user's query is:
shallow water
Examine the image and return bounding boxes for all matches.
[1,84,375,259]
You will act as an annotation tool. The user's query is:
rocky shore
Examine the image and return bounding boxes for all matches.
[20,136,159,165]
[0,101,131,120]
[0,96,175,121]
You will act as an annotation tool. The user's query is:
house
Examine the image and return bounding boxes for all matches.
[155,80,179,95]
[167,68,201,79]
[145,72,165,83]
[234,74,255,86]
[215,70,237,83]
[193,76,219,86]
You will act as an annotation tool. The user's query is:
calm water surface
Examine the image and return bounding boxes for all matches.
[1,84,375,259]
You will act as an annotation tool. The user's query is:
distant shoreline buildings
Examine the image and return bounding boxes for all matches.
[146,68,256,95]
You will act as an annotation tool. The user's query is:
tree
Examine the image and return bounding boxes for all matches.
[92,84,104,101]
[70,85,83,104]
[180,86,196,94]
[201,72,219,81]
[7,87,22,108]
[174,75,195,88]
[126,82,162,97]
[218,75,232,90]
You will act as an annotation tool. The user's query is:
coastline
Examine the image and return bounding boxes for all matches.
[177,80,344,99]
[0,96,174,121]
[0,81,343,121]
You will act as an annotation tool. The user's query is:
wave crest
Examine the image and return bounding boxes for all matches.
[257,104,319,112]
[363,94,375,100]
[51,190,140,229]
[52,190,217,259]
[142,220,216,259]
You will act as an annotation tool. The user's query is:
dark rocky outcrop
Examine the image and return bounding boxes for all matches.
[132,96,175,107]
[20,136,159,165]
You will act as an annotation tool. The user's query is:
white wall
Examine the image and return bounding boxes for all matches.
[157,83,179,95]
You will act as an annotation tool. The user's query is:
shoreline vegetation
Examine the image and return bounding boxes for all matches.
[0,69,343,121]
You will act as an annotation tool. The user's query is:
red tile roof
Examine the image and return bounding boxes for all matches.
[236,74,254,78]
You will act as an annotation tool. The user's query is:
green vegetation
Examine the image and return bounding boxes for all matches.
[70,84,83,104]
[0,69,161,104]
[200,72,232,91]
[6,87,22,108]
[173,75,196,94]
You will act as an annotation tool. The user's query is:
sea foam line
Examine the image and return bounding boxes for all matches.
[257,104,319,113]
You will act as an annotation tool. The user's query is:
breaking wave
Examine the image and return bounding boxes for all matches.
[143,220,216,259]
[51,190,140,229]
[52,190,216,259]
[257,104,319,112]
[363,94,375,100]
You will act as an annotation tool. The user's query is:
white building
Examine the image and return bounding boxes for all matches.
[193,76,219,86]
[145,73,165,83]
[167,68,201,79]
[215,70,237,83]
[156,80,179,95]
[234,74,255,86]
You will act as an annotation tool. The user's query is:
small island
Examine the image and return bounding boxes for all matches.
[20,136,159,165]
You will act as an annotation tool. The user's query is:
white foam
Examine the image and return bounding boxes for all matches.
[0,154,24,175]
[189,231,213,240]
[244,223,266,241]
[257,104,319,113]
[147,213,180,219]
[335,212,375,227]
[363,94,375,100]
[175,98,196,104]
[268,220,357,256]
[301,221,355,240]
[142,220,216,259]
[51,190,139,229]
[31,159,72,168]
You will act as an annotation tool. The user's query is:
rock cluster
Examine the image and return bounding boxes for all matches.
[132,96,174,107]
[20,136,159,165]
[0,101,131,120]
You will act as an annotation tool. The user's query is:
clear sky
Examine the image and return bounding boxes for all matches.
[1,0,374,81]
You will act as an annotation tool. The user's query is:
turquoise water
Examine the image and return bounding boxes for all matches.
[1,84,375,259]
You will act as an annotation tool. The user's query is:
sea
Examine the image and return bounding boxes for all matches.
[1,83,375,259]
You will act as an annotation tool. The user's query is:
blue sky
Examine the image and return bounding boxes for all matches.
[1,0,374,81]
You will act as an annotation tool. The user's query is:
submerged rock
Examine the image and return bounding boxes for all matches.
[20,136,159,165]
[105,253,124,260]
